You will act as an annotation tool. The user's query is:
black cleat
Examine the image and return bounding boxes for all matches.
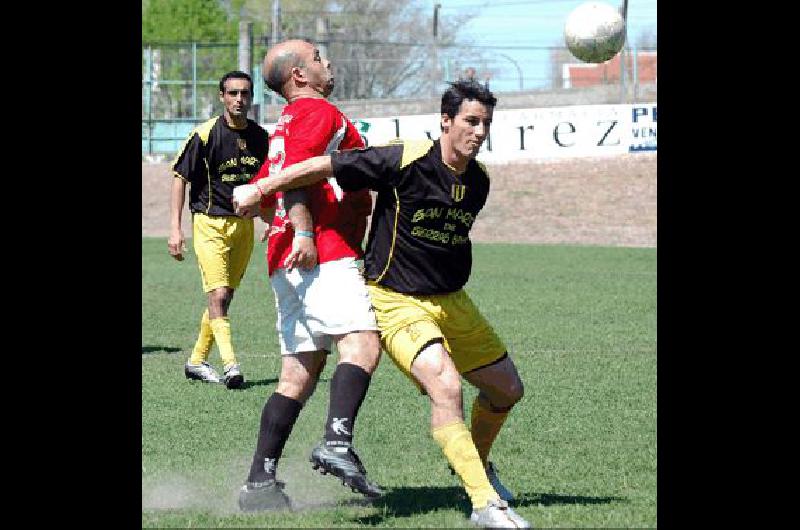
[309,442,385,498]
[238,480,292,512]
[223,363,244,389]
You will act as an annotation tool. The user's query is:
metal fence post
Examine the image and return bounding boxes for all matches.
[632,45,639,102]
[145,46,153,155]
[619,46,626,103]
[239,21,253,74]
[253,64,264,125]
[192,42,197,120]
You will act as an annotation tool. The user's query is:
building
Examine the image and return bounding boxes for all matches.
[562,51,656,89]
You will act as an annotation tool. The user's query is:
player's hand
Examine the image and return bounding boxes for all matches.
[167,229,186,261]
[238,204,259,218]
[233,184,262,215]
[283,234,317,271]
[258,206,276,243]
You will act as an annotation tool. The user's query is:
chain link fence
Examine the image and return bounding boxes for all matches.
[142,42,656,157]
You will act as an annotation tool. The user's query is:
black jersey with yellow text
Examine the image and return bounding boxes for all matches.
[172,116,269,216]
[331,139,489,295]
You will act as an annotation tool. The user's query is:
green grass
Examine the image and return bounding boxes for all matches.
[142,238,656,528]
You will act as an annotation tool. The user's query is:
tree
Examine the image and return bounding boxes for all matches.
[143,0,241,119]
[322,0,473,99]
[143,0,238,42]
[143,0,480,120]
[236,0,477,100]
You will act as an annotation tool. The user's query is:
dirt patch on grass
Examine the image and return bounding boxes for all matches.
[142,153,656,247]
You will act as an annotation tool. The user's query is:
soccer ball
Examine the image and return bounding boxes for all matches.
[564,1,626,63]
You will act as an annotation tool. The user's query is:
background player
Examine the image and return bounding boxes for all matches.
[168,71,268,389]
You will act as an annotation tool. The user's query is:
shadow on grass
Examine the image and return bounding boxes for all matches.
[142,345,182,355]
[513,491,626,507]
[238,377,329,390]
[239,378,279,389]
[353,486,470,524]
[351,486,625,525]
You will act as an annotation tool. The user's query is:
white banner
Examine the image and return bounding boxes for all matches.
[266,103,656,162]
[351,103,657,162]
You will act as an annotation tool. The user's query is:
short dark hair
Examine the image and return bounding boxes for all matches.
[441,80,497,119]
[219,71,253,94]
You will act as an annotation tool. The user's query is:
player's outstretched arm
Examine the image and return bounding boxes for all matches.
[233,155,333,215]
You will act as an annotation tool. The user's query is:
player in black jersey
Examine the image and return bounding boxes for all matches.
[169,71,269,390]
[233,80,531,529]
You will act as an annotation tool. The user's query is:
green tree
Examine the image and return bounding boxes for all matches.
[143,0,237,42]
[143,0,241,119]
[142,0,479,118]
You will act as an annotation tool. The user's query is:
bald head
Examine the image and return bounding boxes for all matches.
[263,40,313,95]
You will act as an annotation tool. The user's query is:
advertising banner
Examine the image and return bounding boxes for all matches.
[347,102,657,162]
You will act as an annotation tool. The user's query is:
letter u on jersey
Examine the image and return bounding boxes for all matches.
[451,184,466,202]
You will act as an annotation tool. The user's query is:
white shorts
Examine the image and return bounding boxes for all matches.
[270,257,378,354]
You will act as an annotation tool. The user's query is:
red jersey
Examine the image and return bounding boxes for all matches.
[251,97,371,276]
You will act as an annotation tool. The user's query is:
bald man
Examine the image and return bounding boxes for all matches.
[238,40,384,513]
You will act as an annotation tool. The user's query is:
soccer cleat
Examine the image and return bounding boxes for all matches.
[470,498,532,528]
[309,442,385,498]
[486,461,515,502]
[184,361,222,383]
[238,480,292,512]
[223,363,244,389]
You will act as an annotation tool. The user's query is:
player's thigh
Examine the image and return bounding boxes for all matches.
[271,269,334,355]
[440,290,507,374]
[410,340,462,402]
[193,214,232,291]
[367,284,449,391]
[305,258,378,336]
[227,217,255,289]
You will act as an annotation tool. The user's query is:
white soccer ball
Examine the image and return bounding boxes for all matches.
[564,1,626,63]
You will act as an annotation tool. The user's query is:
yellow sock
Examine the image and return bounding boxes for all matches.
[471,396,510,466]
[189,309,214,365]
[432,420,498,510]
[209,317,237,368]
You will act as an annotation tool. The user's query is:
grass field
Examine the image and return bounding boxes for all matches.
[142,238,656,528]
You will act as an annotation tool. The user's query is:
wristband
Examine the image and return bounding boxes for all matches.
[295,230,314,238]
[255,183,266,199]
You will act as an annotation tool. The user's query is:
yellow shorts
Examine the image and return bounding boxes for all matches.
[192,213,254,292]
[367,283,507,386]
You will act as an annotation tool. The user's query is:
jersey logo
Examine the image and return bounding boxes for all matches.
[403,322,421,342]
[237,138,247,151]
[451,184,466,202]
[331,417,351,436]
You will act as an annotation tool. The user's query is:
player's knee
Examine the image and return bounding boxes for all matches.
[276,376,315,403]
[313,354,327,377]
[495,377,525,409]
[337,332,381,374]
[432,365,462,406]
[208,288,233,314]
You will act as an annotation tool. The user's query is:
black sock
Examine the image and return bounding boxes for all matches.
[324,363,371,446]
[247,392,303,483]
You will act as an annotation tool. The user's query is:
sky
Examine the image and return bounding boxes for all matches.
[431,0,657,92]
